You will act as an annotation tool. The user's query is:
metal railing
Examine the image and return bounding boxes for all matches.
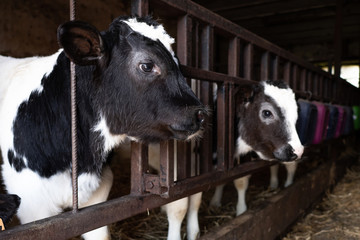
[1,0,359,239]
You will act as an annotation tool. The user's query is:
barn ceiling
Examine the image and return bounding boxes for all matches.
[192,0,360,65]
[1,0,359,68]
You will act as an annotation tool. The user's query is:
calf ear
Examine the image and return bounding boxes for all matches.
[57,21,104,66]
[237,85,254,104]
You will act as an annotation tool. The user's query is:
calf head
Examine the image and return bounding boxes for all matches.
[236,80,303,162]
[58,16,206,142]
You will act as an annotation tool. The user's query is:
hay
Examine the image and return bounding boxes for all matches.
[107,178,282,240]
[283,158,360,240]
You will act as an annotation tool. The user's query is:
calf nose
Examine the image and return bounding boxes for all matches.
[274,144,299,162]
[289,151,298,161]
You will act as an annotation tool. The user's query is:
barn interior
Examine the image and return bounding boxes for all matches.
[0,0,360,239]
[1,0,359,85]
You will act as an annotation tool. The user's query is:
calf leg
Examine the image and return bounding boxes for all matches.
[233,175,251,216]
[284,161,298,187]
[80,166,113,240]
[164,197,188,240]
[269,164,279,189]
[187,192,202,240]
[210,184,225,207]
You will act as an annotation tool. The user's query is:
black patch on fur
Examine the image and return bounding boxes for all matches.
[11,16,205,178]
[0,193,21,226]
[265,79,289,89]
[7,150,25,172]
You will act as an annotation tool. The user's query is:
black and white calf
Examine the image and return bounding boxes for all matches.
[159,80,303,240]
[210,80,304,215]
[0,16,205,240]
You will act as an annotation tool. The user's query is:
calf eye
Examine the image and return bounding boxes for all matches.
[139,62,154,72]
[262,110,273,118]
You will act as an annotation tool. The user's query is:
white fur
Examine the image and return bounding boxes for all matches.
[0,51,61,154]
[233,175,251,216]
[263,82,304,157]
[270,161,298,189]
[92,115,128,153]
[147,141,202,240]
[210,82,303,217]
[235,137,253,156]
[122,17,177,64]
[0,52,115,240]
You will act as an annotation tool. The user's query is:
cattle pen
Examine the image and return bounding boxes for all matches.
[1,0,360,239]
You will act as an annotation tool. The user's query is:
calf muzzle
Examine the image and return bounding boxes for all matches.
[169,109,207,140]
[273,144,299,162]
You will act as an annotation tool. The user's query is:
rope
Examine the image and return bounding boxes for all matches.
[70,0,78,213]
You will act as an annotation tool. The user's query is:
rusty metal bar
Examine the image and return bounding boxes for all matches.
[159,140,174,196]
[180,65,253,85]
[216,83,229,171]
[307,71,313,96]
[283,61,291,85]
[272,55,280,80]
[130,142,148,195]
[0,160,276,240]
[154,0,332,77]
[131,0,149,17]
[261,51,270,80]
[130,0,149,197]
[333,0,343,79]
[318,75,324,99]
[300,68,307,92]
[244,43,254,80]
[199,24,214,174]
[176,14,192,180]
[227,37,240,168]
[313,74,319,98]
[292,64,299,91]
[69,0,79,213]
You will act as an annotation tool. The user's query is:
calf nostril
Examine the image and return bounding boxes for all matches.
[290,153,298,160]
[196,110,205,124]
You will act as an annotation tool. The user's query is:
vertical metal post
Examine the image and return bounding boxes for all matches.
[70,0,78,213]
[261,51,270,81]
[272,55,280,80]
[199,24,214,174]
[130,0,149,195]
[177,15,193,179]
[284,61,291,85]
[244,43,253,80]
[228,37,240,168]
[300,69,307,93]
[130,142,148,195]
[334,0,343,79]
[292,64,298,91]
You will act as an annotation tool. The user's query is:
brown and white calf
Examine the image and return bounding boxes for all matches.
[156,80,303,240]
